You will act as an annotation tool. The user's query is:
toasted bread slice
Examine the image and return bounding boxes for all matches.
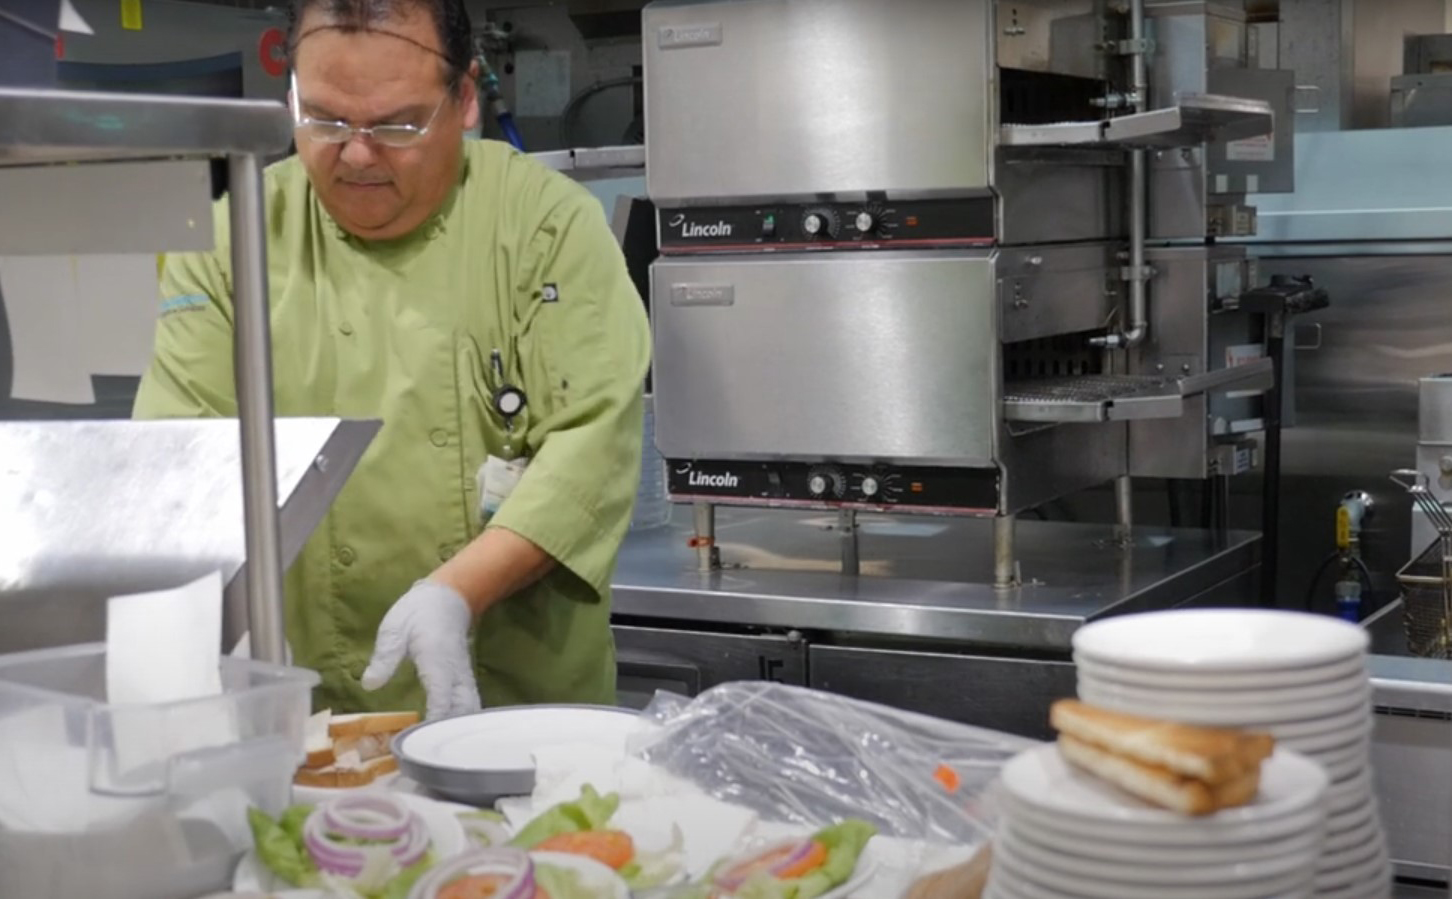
[328,711,420,739]
[303,709,335,769]
[293,753,399,789]
[1051,699,1273,785]
[903,843,993,899]
[334,733,393,764]
[1058,734,1261,816]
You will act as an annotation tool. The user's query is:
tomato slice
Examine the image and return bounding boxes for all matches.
[438,873,512,899]
[718,840,827,886]
[533,829,636,870]
[775,841,827,879]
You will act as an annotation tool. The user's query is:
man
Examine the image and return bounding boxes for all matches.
[134,0,651,719]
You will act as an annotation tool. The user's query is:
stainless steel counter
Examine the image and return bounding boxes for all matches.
[612,506,1261,651]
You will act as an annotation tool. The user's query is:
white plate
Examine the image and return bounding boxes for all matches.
[398,707,644,770]
[531,851,631,899]
[1076,677,1371,721]
[1001,824,1319,886]
[1324,811,1382,855]
[1307,736,1372,782]
[1074,655,1369,696]
[1072,609,1368,673]
[232,793,471,892]
[291,770,404,806]
[1315,845,1389,891]
[1315,828,1385,876]
[1004,793,1326,851]
[1326,767,1375,817]
[1000,744,1328,830]
[1006,811,1324,866]
[992,836,1314,899]
[1080,689,1372,740]
[1278,716,1375,754]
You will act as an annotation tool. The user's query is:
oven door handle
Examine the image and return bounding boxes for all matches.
[615,646,704,696]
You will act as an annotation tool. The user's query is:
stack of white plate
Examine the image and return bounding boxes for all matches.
[986,742,1331,899]
[1072,608,1390,898]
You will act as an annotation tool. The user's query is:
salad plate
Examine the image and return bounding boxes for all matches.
[234,793,470,895]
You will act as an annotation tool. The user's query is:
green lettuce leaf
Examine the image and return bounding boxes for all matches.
[279,804,314,848]
[731,819,877,899]
[377,852,435,899]
[533,863,601,899]
[246,806,319,888]
[509,785,621,850]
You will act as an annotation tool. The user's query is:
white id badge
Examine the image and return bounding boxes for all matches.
[478,454,529,519]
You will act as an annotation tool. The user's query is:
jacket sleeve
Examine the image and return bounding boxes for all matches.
[486,184,652,600]
[132,204,238,419]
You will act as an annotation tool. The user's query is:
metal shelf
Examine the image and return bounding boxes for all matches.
[0,87,291,166]
[1003,358,1274,424]
[0,87,297,664]
[1000,93,1274,151]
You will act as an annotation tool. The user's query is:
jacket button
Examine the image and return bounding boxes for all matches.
[339,320,354,336]
[437,544,453,562]
[429,429,449,447]
[336,545,356,566]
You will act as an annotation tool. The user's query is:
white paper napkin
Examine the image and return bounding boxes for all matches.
[106,571,224,705]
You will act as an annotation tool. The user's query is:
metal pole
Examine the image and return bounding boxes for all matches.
[1115,474,1134,543]
[229,153,287,665]
[838,507,859,577]
[994,514,1018,589]
[692,501,718,572]
[1089,0,1150,351]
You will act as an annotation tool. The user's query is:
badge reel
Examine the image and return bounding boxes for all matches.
[479,349,529,519]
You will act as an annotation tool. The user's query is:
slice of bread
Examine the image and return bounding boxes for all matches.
[328,711,420,739]
[902,843,993,899]
[294,753,400,789]
[1050,699,1273,785]
[1058,734,1261,816]
[303,709,335,769]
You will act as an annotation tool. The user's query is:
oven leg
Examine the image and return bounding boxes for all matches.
[994,514,1018,589]
[838,507,859,577]
[1115,474,1134,545]
[692,501,719,572]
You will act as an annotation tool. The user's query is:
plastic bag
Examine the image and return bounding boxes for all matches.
[628,682,1037,848]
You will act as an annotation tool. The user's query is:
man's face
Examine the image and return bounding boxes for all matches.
[289,9,479,241]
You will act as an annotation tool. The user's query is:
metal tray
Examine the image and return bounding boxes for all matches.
[392,704,646,806]
[1000,93,1274,151]
[1003,358,1274,425]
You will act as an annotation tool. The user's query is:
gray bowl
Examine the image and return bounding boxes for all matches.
[391,704,643,807]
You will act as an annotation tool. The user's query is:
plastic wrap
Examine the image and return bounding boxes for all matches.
[629,682,1037,848]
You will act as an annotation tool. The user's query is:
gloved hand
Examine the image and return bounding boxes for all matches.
[362,579,483,720]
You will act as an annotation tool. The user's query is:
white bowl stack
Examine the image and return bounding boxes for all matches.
[986,742,1331,899]
[1072,608,1390,898]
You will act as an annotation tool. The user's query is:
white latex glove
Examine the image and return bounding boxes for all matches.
[361,580,483,720]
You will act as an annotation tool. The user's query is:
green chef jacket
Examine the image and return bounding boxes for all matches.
[133,139,651,714]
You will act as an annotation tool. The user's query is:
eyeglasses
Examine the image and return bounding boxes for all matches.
[289,71,448,148]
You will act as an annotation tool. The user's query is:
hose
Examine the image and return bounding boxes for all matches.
[1303,551,1340,612]
[559,75,641,147]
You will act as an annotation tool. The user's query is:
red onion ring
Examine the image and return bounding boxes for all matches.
[302,795,430,877]
[404,848,535,899]
[715,839,815,892]
[323,795,414,843]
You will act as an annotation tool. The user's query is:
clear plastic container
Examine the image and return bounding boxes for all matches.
[0,641,318,899]
[631,393,672,531]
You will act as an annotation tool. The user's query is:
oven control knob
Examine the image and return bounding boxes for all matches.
[807,467,845,499]
[854,211,877,234]
[802,210,838,240]
[860,476,880,498]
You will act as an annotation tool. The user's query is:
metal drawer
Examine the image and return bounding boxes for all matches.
[612,625,807,710]
[809,645,1075,740]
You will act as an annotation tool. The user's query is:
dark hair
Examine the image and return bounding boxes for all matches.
[288,0,474,93]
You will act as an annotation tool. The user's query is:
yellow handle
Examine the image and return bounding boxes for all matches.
[1335,505,1351,550]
